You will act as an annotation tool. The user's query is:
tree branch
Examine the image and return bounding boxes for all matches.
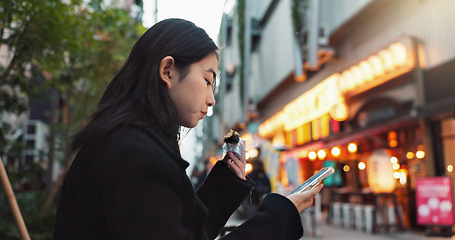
[0,15,33,83]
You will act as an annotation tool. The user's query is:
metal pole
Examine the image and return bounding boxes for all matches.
[412,37,436,176]
[308,0,320,69]
[0,156,31,240]
[243,0,251,123]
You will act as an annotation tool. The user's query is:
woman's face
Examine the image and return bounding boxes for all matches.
[167,53,217,128]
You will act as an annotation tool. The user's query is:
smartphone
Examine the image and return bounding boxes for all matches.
[290,166,335,194]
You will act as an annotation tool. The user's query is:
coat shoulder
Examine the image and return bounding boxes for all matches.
[93,125,187,175]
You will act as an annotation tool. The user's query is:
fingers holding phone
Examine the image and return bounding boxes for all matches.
[286,167,333,212]
[287,183,324,213]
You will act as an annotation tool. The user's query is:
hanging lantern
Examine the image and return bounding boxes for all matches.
[367,149,396,193]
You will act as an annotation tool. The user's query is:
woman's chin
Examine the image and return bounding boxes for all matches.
[183,121,199,129]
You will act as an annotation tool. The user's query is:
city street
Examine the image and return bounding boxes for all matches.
[221,214,454,240]
[302,223,451,240]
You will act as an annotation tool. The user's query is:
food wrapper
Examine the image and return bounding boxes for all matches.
[222,129,246,159]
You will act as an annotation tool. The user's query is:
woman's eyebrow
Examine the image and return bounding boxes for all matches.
[206,68,216,79]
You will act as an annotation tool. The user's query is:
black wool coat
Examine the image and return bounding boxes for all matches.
[54,125,303,239]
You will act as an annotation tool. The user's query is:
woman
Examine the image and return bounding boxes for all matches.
[54,18,323,240]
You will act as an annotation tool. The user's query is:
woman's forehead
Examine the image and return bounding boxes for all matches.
[194,53,218,75]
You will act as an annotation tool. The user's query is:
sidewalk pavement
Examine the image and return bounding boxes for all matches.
[222,214,454,240]
[300,223,453,240]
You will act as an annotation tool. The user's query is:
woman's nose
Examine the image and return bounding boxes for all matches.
[207,90,216,106]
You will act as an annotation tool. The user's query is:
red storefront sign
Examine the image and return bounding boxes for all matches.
[416,177,454,226]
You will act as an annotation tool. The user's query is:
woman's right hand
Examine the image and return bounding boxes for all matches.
[286,184,324,213]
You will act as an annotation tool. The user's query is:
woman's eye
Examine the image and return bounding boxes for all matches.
[205,79,211,85]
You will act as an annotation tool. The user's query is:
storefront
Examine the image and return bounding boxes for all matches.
[420,57,455,234]
[258,37,433,232]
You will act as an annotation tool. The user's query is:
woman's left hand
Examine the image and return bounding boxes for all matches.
[223,152,246,180]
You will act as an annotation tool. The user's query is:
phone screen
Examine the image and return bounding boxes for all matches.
[290,166,334,194]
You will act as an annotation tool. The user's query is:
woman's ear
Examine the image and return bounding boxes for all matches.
[159,56,175,89]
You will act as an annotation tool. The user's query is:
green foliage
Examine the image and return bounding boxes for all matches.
[0,190,57,240]
[0,0,146,152]
[0,0,146,238]
[0,161,53,240]
[0,122,13,152]
[0,0,79,72]
[53,3,146,139]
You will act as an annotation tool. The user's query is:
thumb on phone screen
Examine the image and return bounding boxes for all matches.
[287,183,323,213]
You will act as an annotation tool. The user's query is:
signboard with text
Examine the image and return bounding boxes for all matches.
[416,177,454,226]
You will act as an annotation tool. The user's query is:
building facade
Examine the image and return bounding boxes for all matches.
[207,0,455,234]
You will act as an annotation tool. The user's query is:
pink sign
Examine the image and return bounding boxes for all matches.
[416,177,454,226]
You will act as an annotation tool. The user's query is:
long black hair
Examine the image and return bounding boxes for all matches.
[72,18,218,154]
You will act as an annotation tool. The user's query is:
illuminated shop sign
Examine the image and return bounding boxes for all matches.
[338,38,416,96]
[259,37,416,140]
[259,74,345,138]
[285,114,341,148]
[258,110,285,138]
[416,177,454,226]
[283,74,343,132]
[283,74,343,131]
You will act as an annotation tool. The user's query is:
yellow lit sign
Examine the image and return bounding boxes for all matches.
[258,111,284,138]
[369,55,384,77]
[271,132,286,147]
[259,74,344,138]
[259,38,416,140]
[283,74,343,131]
[338,38,415,95]
[330,101,349,122]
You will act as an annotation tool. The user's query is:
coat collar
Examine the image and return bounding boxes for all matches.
[132,124,190,170]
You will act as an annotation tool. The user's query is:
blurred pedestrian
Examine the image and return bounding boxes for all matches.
[53,18,323,240]
[249,159,271,205]
[194,158,213,190]
[237,158,271,219]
